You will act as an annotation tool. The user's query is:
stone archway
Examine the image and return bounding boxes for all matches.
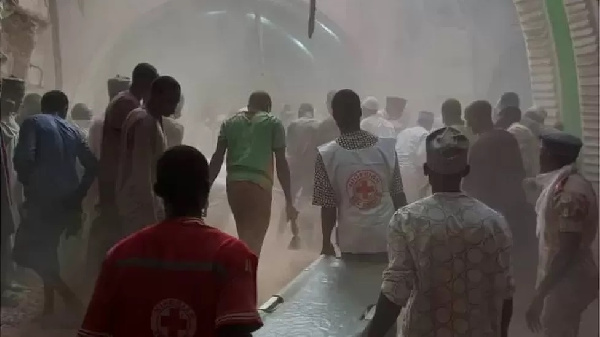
[514,0,599,187]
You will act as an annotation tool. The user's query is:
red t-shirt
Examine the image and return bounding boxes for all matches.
[78,217,262,337]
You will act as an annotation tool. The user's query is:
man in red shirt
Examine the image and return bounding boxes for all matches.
[79,145,262,337]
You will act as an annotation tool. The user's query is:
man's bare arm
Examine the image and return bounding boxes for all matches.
[501,298,513,337]
[209,139,227,186]
[535,232,581,299]
[274,148,293,204]
[321,207,336,254]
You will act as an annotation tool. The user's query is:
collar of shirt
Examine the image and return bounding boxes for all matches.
[162,216,208,227]
[336,130,378,150]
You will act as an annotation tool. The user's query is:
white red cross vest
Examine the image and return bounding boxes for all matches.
[318,138,396,253]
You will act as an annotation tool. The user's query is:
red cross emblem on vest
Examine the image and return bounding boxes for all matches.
[347,170,383,209]
[151,298,197,337]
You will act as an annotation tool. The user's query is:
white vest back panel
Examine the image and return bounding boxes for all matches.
[319,138,397,253]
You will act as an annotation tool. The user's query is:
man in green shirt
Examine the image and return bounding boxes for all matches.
[209,91,297,257]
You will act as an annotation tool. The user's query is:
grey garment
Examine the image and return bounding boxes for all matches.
[0,115,21,221]
[162,117,184,148]
[1,132,16,237]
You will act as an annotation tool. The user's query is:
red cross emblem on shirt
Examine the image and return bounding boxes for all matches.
[160,308,189,337]
[347,170,383,210]
[151,298,197,337]
[356,180,376,199]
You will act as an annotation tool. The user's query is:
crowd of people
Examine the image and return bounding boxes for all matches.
[0,61,597,337]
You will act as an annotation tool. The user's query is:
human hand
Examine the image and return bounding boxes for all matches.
[286,202,298,221]
[525,294,544,333]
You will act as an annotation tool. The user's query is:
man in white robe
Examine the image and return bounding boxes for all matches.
[382,96,408,136]
[163,94,184,148]
[395,111,435,203]
[360,96,395,139]
[116,76,181,235]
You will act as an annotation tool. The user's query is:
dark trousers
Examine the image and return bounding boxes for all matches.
[1,233,14,292]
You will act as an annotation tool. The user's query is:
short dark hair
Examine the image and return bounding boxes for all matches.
[71,103,92,120]
[499,106,522,122]
[131,63,158,84]
[465,100,492,120]
[248,91,272,112]
[332,89,361,122]
[154,145,210,208]
[41,90,69,114]
[151,76,181,98]
[441,99,461,119]
[499,92,520,109]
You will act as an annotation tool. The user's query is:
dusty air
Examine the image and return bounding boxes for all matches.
[0,0,598,336]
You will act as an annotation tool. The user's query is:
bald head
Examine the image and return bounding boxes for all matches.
[248,91,272,113]
[332,89,361,130]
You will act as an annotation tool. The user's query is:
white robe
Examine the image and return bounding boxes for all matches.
[116,108,167,235]
[360,114,396,139]
[395,126,429,203]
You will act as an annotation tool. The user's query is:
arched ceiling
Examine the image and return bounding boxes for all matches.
[80,0,357,113]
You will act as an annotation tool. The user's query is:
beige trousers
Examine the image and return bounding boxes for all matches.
[226,181,272,258]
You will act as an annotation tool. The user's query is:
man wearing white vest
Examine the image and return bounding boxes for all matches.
[312,89,407,257]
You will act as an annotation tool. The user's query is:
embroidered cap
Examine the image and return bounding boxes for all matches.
[539,129,583,158]
[426,127,470,175]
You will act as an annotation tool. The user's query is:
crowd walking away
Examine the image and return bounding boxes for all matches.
[0,65,597,337]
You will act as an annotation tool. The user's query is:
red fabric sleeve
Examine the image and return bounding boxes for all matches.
[215,239,262,329]
[78,255,118,337]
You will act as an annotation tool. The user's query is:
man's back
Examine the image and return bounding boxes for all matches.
[315,117,340,147]
[463,129,526,211]
[395,126,428,169]
[360,115,396,139]
[219,111,285,189]
[287,117,319,160]
[14,114,86,202]
[388,193,514,336]
[116,108,166,232]
[80,218,261,337]
[98,91,139,206]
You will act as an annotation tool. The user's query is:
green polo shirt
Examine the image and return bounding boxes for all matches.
[219,111,286,189]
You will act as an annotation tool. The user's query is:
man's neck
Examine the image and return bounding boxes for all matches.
[445,119,464,126]
[129,87,143,101]
[146,107,163,121]
[165,209,203,220]
[362,111,377,119]
[431,186,462,194]
[339,125,360,135]
[480,124,494,134]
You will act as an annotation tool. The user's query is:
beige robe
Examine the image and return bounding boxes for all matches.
[507,122,539,177]
[116,108,167,235]
[395,126,429,203]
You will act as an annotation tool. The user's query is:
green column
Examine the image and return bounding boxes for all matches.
[545,0,582,136]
